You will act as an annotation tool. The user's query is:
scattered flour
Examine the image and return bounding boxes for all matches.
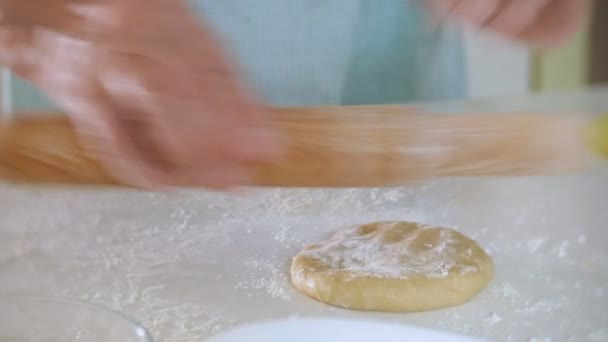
[273,224,301,249]
[527,237,547,255]
[516,298,570,315]
[484,312,503,326]
[234,257,292,301]
[588,330,608,341]
[491,283,522,303]
[555,240,570,259]
[0,183,606,341]
[577,235,587,244]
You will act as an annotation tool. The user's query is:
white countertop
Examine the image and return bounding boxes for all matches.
[1,88,608,342]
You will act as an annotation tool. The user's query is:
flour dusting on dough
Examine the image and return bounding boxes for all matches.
[299,222,484,280]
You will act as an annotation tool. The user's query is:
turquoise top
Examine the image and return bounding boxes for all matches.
[11,0,466,110]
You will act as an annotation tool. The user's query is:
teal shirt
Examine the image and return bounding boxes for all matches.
[11,0,466,110]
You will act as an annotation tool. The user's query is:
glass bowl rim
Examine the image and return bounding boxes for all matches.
[0,294,154,342]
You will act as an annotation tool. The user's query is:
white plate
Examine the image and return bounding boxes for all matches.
[208,318,488,342]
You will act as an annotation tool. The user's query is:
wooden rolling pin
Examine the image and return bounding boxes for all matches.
[0,106,604,187]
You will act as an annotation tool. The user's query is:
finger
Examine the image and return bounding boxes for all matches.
[100,48,258,188]
[104,70,258,189]
[40,68,164,190]
[98,52,206,187]
[107,94,180,181]
[99,8,281,189]
[184,87,282,164]
[191,79,284,165]
[484,0,551,38]
[181,20,284,163]
[99,68,179,174]
[158,95,258,188]
[426,0,464,22]
[518,0,588,48]
[449,0,505,27]
[67,91,166,190]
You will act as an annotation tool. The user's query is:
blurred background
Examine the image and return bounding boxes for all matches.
[0,1,606,114]
[465,0,606,99]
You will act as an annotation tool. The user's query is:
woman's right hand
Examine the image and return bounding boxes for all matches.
[428,0,588,49]
[0,0,283,189]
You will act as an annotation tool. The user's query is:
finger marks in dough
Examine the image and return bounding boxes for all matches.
[290,221,494,312]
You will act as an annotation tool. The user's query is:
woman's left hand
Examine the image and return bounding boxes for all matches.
[428,0,589,48]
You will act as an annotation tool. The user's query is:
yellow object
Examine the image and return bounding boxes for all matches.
[586,115,608,158]
[531,19,591,91]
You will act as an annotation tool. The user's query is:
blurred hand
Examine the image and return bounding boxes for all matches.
[428,0,589,48]
[0,0,282,189]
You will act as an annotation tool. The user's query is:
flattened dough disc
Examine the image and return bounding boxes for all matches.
[290,221,494,312]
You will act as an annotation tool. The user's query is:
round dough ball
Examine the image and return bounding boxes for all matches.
[290,221,494,312]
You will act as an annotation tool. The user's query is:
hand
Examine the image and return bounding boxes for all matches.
[0,0,282,189]
[428,0,589,48]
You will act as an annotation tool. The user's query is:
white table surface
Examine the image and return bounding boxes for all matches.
[1,88,608,342]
